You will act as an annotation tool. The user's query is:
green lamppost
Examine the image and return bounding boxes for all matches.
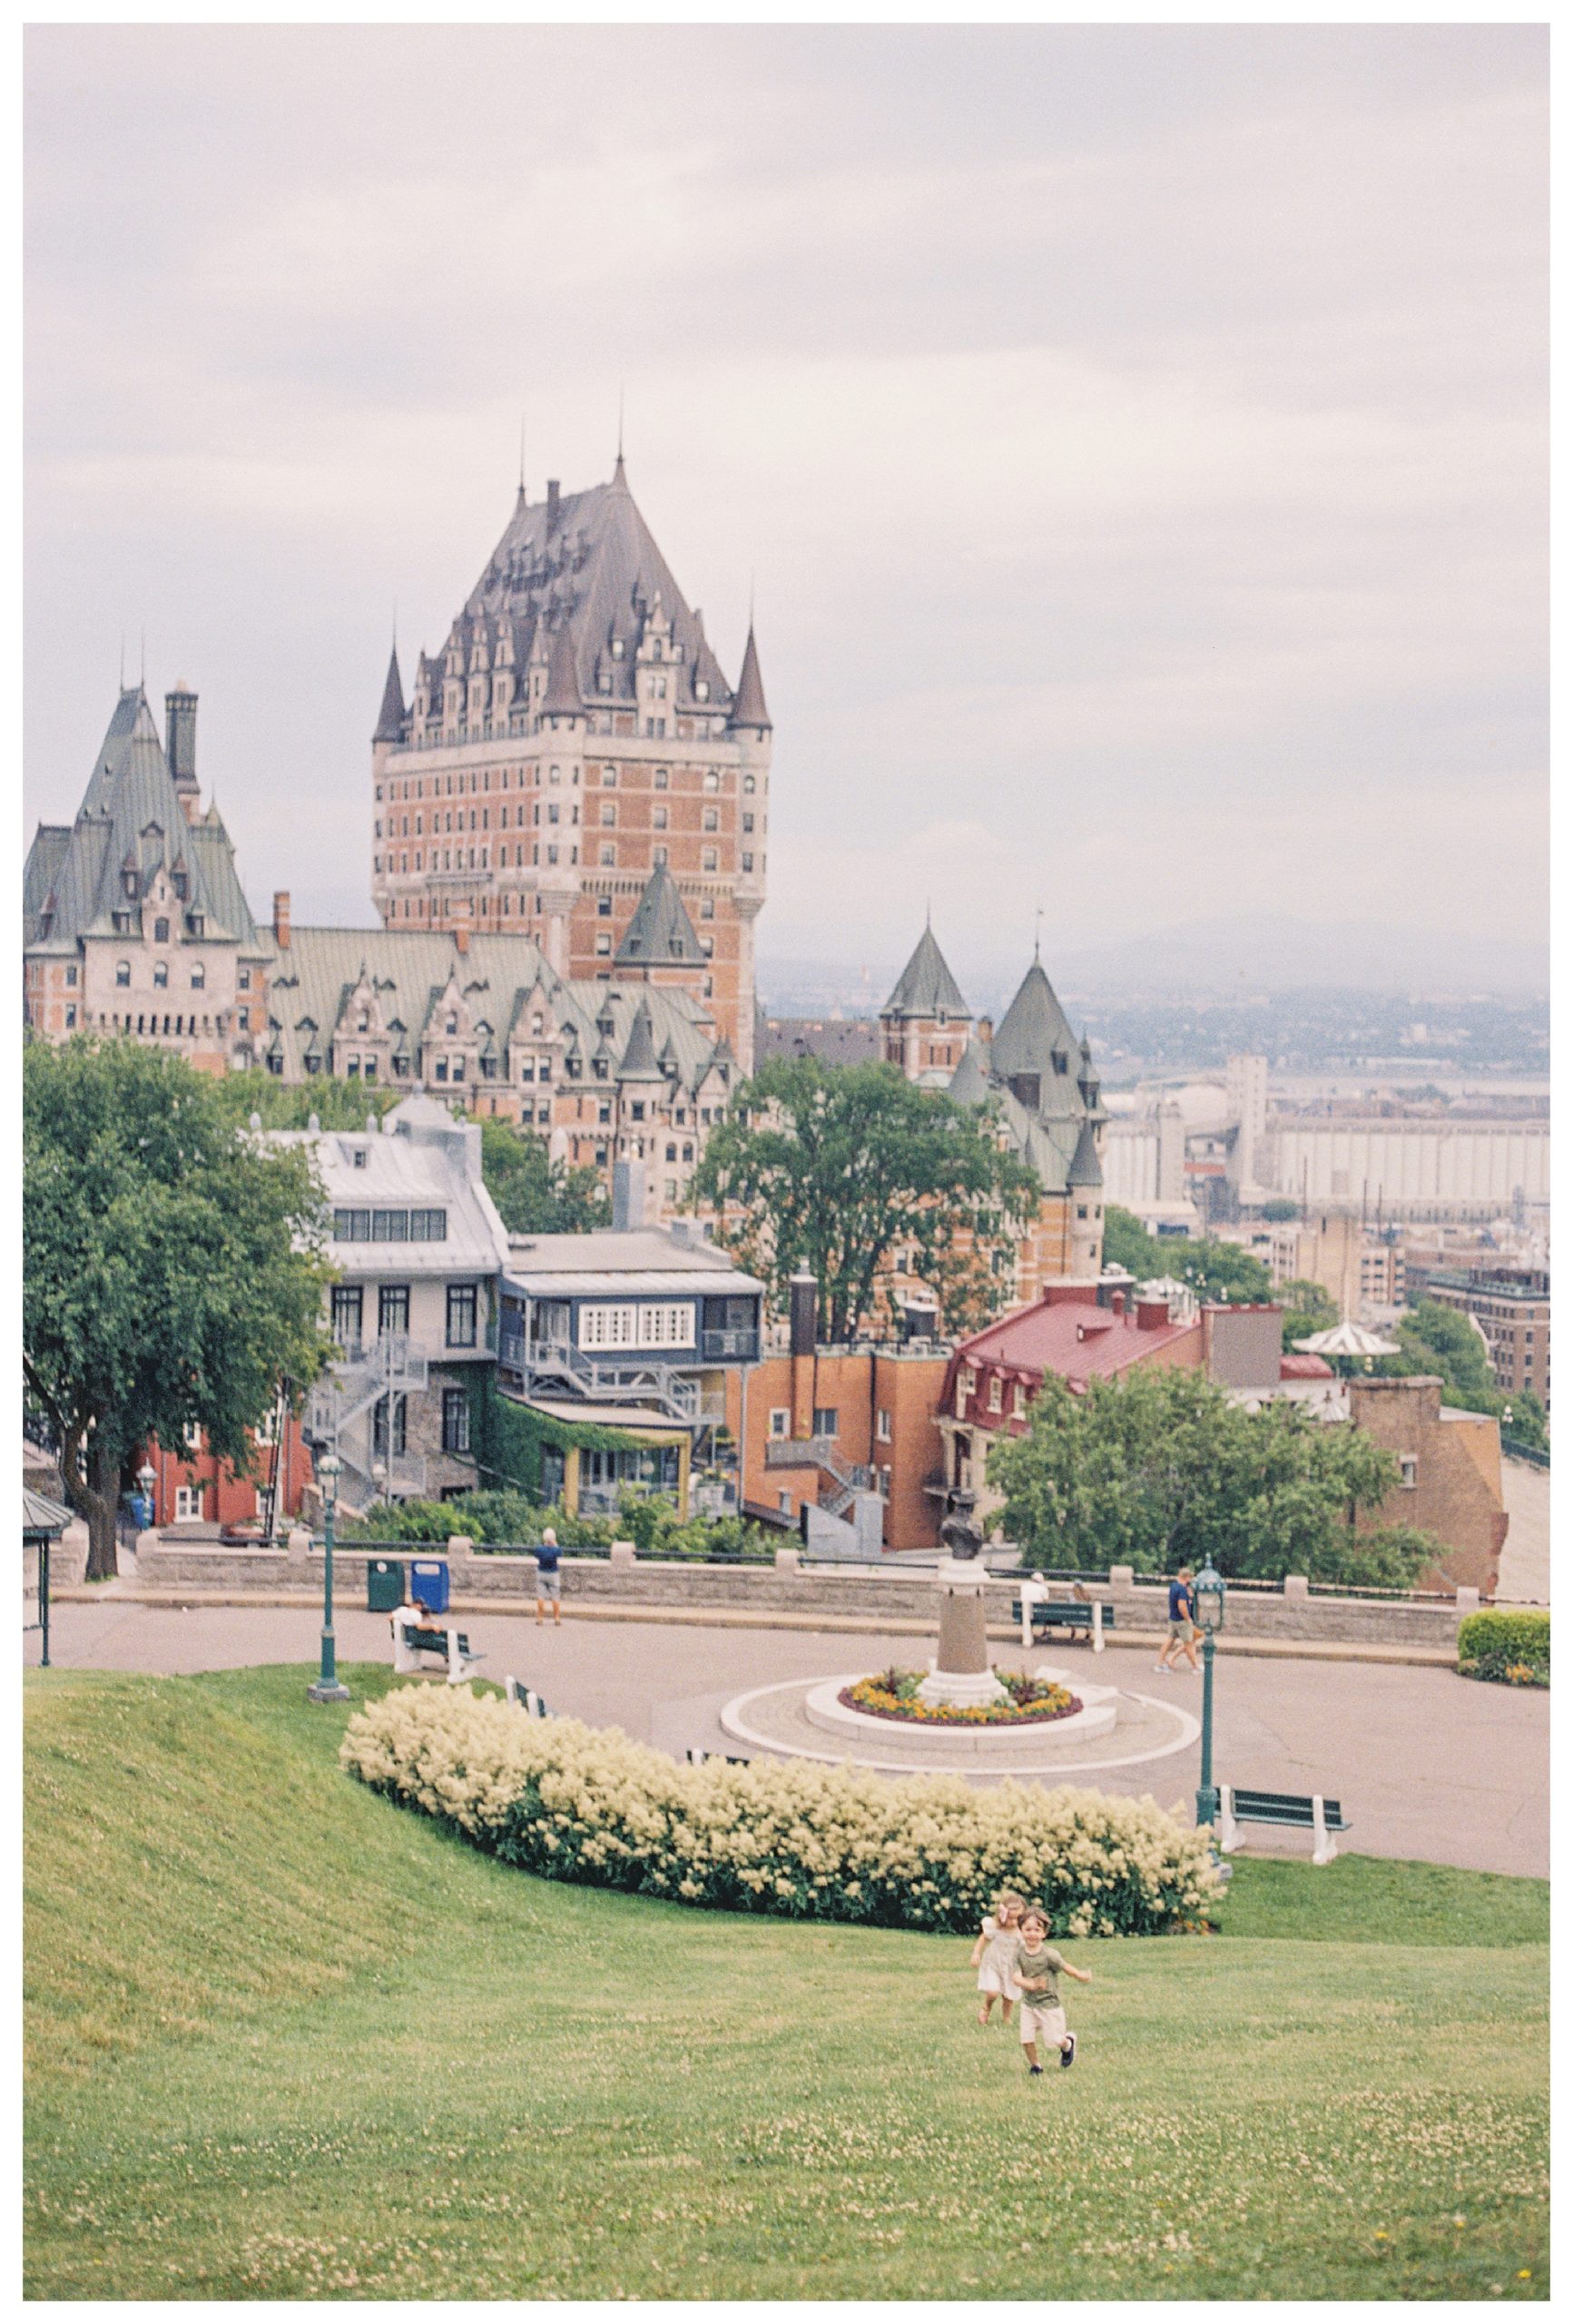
[307,1449,350,1705]
[1193,1558,1226,1827]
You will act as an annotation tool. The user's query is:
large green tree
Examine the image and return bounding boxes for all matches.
[24,1039,335,1579]
[1102,1204,1274,1305]
[477,1118,610,1236]
[988,1364,1408,1587]
[1278,1276,1339,1353]
[1389,1300,1548,1454]
[210,1068,398,1132]
[690,1058,1039,1341]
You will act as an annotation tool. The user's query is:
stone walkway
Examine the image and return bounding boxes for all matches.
[26,1599,1548,1879]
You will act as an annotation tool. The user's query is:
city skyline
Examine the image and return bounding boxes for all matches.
[25,25,1548,978]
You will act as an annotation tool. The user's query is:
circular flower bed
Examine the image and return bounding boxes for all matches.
[838,1665,1082,1728]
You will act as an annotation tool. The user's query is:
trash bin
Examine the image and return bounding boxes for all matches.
[367,1557,406,1612]
[410,1557,449,1614]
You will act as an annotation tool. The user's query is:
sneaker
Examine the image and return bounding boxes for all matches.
[1060,2032,1077,2070]
[1028,2064,1045,2076]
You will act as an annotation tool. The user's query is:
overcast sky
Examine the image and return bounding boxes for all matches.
[25,25,1548,998]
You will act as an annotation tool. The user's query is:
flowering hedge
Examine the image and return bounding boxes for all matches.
[340,1686,1221,1938]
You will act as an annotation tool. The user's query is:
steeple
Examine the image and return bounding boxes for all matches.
[614,859,705,969]
[374,642,406,743]
[729,625,771,732]
[882,923,968,1019]
[617,996,666,1084]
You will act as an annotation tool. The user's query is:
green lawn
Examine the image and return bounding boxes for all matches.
[25,1664,1548,2301]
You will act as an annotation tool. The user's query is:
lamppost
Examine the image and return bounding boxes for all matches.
[306,1450,350,1705]
[136,1460,157,1533]
[1193,1558,1226,1828]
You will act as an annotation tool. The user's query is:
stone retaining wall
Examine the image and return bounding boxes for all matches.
[131,1533,1476,1650]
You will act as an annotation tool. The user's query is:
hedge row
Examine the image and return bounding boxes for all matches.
[341,1686,1221,1939]
[1458,1610,1549,1688]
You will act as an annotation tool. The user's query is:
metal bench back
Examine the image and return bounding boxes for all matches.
[1232,1788,1346,1828]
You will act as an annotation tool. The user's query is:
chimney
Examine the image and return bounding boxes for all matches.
[165,686,198,791]
[1111,1290,1126,1317]
[272,891,290,950]
[1136,1297,1169,1332]
[977,1015,993,1043]
[789,1271,818,1357]
[546,479,560,534]
[612,1156,645,1232]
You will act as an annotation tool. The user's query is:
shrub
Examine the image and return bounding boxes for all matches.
[341,1687,1221,1938]
[1458,1610,1549,1688]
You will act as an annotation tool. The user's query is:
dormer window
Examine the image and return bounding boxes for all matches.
[1052,1052,1068,1075]
[187,912,204,937]
[172,872,188,900]
[154,917,170,944]
[447,1015,458,1035]
[694,679,709,701]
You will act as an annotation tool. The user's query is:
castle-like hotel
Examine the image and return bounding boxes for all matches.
[24,448,1103,1282]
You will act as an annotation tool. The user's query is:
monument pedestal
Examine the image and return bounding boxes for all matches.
[917,1556,1008,1709]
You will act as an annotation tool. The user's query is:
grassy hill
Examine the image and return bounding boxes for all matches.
[25,1665,1548,2301]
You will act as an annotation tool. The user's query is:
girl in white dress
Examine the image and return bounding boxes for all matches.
[970,1891,1025,2025]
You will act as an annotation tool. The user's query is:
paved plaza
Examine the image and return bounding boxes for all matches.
[29,1594,1547,1878]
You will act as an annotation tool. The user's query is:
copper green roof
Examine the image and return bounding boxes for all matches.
[614,860,705,969]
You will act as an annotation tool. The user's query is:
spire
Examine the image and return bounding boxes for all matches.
[613,387,626,487]
[614,860,705,969]
[729,625,771,732]
[1067,1117,1103,1188]
[539,623,584,718]
[882,924,968,1019]
[374,641,407,742]
[617,996,666,1084]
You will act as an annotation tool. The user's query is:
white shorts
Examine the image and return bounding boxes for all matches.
[536,1570,561,1599]
[978,1965,1021,1999]
[1018,2001,1067,2050]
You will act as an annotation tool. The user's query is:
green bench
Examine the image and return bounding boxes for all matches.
[1011,1595,1115,1651]
[1218,1785,1350,1867]
[504,1675,548,1717]
[393,1617,482,1684]
[685,1748,752,1767]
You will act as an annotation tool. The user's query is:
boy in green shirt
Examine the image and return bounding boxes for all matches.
[1010,1905,1093,2075]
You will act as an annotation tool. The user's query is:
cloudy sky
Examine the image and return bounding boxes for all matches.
[25,25,1548,999]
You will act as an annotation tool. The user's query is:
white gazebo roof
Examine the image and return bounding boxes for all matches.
[1292,1320,1402,1359]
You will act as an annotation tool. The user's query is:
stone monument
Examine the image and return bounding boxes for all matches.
[917,1489,1008,1710]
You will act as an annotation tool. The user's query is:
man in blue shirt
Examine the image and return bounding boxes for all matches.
[535,1527,563,1629]
[1155,1565,1201,1675]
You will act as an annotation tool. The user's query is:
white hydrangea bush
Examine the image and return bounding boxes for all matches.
[340,1686,1221,1937]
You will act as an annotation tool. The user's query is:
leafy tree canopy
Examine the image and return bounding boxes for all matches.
[477,1118,610,1236]
[1103,1205,1274,1305]
[210,1068,398,1132]
[1278,1276,1339,1353]
[988,1363,1408,1588]
[690,1057,1039,1342]
[1261,1197,1300,1222]
[1387,1301,1548,1452]
[25,1039,335,1578]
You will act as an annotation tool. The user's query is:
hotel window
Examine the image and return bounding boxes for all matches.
[153,960,169,988]
[742,852,754,872]
[769,1409,791,1440]
[442,1387,471,1454]
[654,805,668,829]
[1400,1455,1419,1489]
[595,931,612,956]
[703,848,718,872]
[116,960,131,986]
[743,774,756,793]
[603,765,617,785]
[1012,1384,1027,1419]
[191,961,205,989]
[654,767,669,789]
[330,1285,364,1348]
[704,771,720,792]
[701,897,715,920]
[703,807,718,832]
[154,917,170,943]
[447,1284,478,1348]
[600,801,616,826]
[876,1408,892,1443]
[599,843,615,867]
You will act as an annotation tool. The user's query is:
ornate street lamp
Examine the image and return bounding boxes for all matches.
[1193,1559,1226,1828]
[136,1461,157,1532]
[306,1450,350,1705]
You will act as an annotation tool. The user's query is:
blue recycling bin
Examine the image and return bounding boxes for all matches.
[410,1558,450,1615]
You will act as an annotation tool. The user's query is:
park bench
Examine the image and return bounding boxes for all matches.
[1218,1785,1350,1867]
[392,1611,482,1686]
[1011,1592,1114,1652]
[685,1748,752,1766]
[504,1675,549,1717]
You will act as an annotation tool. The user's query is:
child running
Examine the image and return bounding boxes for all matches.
[970,1891,1025,2025]
[1010,1905,1093,2075]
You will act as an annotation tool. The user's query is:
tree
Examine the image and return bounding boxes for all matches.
[210,1068,398,1132]
[477,1118,610,1236]
[1388,1301,1548,1454]
[690,1058,1039,1341]
[1278,1277,1338,1353]
[1101,1205,1274,1306]
[1261,1197,1300,1222]
[24,1039,334,1580]
[988,1364,1403,1587]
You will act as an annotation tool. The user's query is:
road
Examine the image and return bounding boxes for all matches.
[26,1598,1548,1879]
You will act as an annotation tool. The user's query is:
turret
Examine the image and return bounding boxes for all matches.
[373,644,406,743]
[729,625,771,734]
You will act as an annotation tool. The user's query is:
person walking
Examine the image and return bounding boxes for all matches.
[535,1527,563,1627]
[1155,1565,1201,1674]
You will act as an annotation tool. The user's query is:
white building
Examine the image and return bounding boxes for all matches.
[277,1092,511,1510]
